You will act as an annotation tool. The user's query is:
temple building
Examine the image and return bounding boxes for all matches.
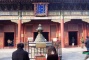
[0,0,89,48]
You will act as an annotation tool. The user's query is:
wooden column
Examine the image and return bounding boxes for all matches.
[60,11,64,48]
[83,23,87,40]
[18,20,22,43]
[85,23,87,39]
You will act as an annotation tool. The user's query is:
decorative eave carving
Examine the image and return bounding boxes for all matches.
[64,16,89,19]
[64,16,89,23]
[11,20,18,23]
[51,19,60,23]
[82,19,89,23]
[11,19,31,24]
[64,19,71,23]
[22,20,31,23]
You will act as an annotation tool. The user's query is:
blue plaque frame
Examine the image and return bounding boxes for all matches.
[33,3,49,17]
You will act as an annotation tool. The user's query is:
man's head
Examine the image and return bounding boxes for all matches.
[17,43,24,49]
[86,36,89,39]
[47,46,57,55]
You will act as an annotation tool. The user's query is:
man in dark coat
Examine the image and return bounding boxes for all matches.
[12,43,30,60]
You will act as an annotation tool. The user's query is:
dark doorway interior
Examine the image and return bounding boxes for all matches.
[34,32,49,41]
[68,31,77,46]
[4,32,14,46]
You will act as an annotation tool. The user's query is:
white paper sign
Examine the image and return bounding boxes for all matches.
[28,37,33,41]
[53,38,57,42]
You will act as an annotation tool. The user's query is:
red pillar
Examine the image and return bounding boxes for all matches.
[61,16,64,48]
[18,20,22,43]
[85,24,87,38]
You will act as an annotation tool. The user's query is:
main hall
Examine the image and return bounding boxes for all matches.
[0,0,89,48]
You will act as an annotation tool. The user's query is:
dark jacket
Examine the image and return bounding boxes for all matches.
[12,49,30,60]
[47,54,58,60]
[85,38,89,48]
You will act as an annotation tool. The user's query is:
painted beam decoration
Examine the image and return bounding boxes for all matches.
[33,3,49,17]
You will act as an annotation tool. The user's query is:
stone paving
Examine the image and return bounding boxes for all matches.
[0,48,16,60]
[0,47,88,60]
[62,47,87,60]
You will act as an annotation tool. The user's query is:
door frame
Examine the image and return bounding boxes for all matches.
[4,32,14,47]
[68,31,78,46]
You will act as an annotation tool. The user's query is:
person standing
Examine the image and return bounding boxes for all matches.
[7,39,12,47]
[85,36,89,51]
[47,46,58,60]
[84,36,89,60]
[72,37,75,46]
[12,43,30,60]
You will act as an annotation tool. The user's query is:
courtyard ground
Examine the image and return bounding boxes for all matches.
[0,47,87,60]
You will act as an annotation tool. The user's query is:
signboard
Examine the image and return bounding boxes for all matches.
[33,3,49,17]
[28,37,33,42]
[36,43,46,48]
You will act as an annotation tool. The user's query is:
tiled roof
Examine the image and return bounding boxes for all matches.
[0,0,89,10]
[0,0,89,4]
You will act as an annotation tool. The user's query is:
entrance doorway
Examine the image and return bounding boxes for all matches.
[68,31,78,46]
[4,32,14,47]
[34,32,49,41]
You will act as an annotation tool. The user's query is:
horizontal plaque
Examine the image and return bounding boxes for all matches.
[36,43,46,48]
[33,3,49,17]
